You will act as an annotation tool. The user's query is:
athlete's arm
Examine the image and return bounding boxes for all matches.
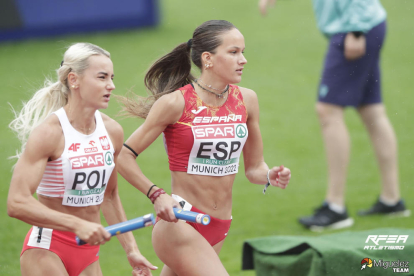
[7,116,110,244]
[117,91,184,222]
[240,87,291,189]
[100,116,157,274]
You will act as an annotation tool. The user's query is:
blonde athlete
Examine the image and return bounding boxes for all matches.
[7,43,156,276]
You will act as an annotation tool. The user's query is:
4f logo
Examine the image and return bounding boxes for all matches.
[89,141,95,146]
[99,136,110,150]
[68,143,81,152]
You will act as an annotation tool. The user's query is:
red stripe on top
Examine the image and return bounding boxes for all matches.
[41,177,64,182]
[38,159,65,197]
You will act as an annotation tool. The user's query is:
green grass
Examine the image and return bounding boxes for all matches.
[1,0,413,275]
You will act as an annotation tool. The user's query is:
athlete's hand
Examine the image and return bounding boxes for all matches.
[128,252,158,276]
[344,32,366,60]
[153,191,180,222]
[259,0,276,16]
[75,220,111,245]
[268,165,291,189]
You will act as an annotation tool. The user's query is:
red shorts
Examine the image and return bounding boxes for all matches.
[21,226,100,276]
[186,205,232,246]
[156,194,232,246]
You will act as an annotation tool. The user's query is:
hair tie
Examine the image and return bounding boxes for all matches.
[187,39,193,50]
[60,61,64,67]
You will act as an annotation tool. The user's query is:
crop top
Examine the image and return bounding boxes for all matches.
[36,107,115,207]
[163,83,248,176]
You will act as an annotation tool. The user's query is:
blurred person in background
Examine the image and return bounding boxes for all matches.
[117,20,291,275]
[259,0,410,231]
[7,43,156,276]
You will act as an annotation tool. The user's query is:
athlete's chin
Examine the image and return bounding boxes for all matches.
[97,102,109,110]
[231,76,242,84]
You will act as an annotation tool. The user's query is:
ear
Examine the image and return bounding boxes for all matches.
[201,51,212,66]
[67,72,79,88]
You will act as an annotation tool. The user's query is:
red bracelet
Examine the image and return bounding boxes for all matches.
[149,188,166,204]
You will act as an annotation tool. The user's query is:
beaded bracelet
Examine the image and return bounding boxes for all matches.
[149,188,166,204]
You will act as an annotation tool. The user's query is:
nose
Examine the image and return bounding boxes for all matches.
[107,80,115,90]
[240,53,247,65]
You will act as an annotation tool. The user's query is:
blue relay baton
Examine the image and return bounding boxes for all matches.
[76,213,155,245]
[173,208,211,225]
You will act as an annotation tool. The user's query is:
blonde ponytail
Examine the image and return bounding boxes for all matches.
[9,79,68,159]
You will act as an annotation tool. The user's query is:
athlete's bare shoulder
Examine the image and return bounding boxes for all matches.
[156,90,185,110]
[100,112,122,135]
[237,86,259,119]
[149,90,185,124]
[34,113,63,141]
[99,112,123,151]
[26,113,64,158]
[237,86,257,100]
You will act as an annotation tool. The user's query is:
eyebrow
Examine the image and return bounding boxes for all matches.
[98,72,115,77]
[229,46,245,50]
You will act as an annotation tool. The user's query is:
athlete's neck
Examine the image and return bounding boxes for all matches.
[64,103,96,135]
[193,76,229,107]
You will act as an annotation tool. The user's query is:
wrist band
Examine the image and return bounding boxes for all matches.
[123,143,139,157]
[146,184,157,198]
[263,170,271,195]
[149,188,166,204]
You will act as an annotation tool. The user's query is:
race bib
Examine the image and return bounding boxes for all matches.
[63,151,114,207]
[187,123,248,176]
[63,186,106,207]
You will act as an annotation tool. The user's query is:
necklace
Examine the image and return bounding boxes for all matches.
[194,79,229,98]
[197,78,227,92]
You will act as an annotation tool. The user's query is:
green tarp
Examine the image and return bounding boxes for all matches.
[242,228,414,276]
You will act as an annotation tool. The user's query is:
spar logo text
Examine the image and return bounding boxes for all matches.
[70,153,105,169]
[194,125,235,139]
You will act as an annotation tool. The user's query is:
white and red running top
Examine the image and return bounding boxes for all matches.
[36,107,115,207]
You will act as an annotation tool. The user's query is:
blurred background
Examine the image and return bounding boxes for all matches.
[1,0,413,275]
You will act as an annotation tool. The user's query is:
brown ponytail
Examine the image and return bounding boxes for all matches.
[119,20,236,119]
